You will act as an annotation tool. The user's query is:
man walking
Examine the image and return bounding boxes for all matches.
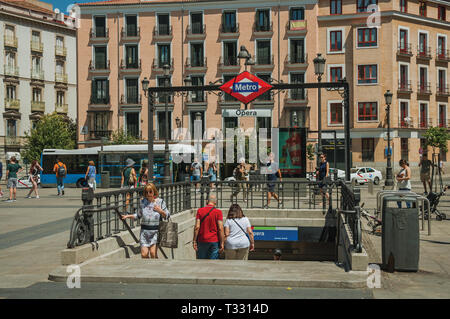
[231,159,248,202]
[5,156,22,202]
[191,158,203,191]
[53,158,67,196]
[193,194,224,259]
[419,153,432,195]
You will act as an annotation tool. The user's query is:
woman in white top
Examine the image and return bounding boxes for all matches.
[396,159,412,208]
[223,204,255,260]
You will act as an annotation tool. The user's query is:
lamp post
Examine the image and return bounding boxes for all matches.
[313,53,326,165]
[162,64,171,185]
[141,77,154,183]
[384,90,394,187]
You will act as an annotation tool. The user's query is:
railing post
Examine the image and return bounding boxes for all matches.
[81,187,95,242]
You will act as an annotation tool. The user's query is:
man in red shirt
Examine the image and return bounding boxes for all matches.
[193,194,224,259]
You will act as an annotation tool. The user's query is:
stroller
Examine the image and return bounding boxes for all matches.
[424,185,448,221]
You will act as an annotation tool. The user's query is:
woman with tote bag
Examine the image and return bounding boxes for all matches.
[223,204,255,260]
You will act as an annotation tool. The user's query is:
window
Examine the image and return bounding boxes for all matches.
[5,25,15,39]
[93,112,109,135]
[190,76,205,102]
[419,103,428,128]
[399,29,408,52]
[32,88,42,102]
[358,102,378,121]
[358,65,377,84]
[290,7,304,20]
[438,69,447,93]
[291,110,306,127]
[56,36,64,49]
[94,46,107,69]
[256,9,270,31]
[357,28,377,47]
[257,117,272,138]
[6,119,17,137]
[256,40,271,64]
[290,39,305,63]
[224,117,238,138]
[91,79,109,104]
[330,102,343,124]
[330,0,342,15]
[290,73,305,100]
[419,33,427,55]
[400,0,407,13]
[31,56,41,76]
[157,44,170,67]
[223,41,238,66]
[6,85,16,99]
[125,15,138,37]
[157,111,171,140]
[223,75,239,102]
[401,138,409,161]
[191,13,203,34]
[439,104,447,127]
[419,1,426,17]
[399,64,409,89]
[190,111,205,139]
[400,101,409,127]
[94,16,106,37]
[419,67,427,89]
[438,36,446,58]
[125,45,138,68]
[157,76,172,103]
[357,0,377,13]
[157,14,170,35]
[31,31,40,46]
[126,78,139,104]
[190,43,204,67]
[57,91,65,105]
[362,138,374,162]
[438,6,446,21]
[5,51,16,67]
[256,74,272,101]
[330,30,342,51]
[222,11,237,32]
[330,67,342,82]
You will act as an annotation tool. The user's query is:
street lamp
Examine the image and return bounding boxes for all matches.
[313,53,326,165]
[384,90,394,187]
[238,46,255,71]
[162,64,172,185]
[141,77,154,183]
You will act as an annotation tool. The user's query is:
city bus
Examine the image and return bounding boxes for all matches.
[40,144,196,188]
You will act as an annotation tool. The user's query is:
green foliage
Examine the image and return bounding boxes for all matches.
[22,113,76,164]
[306,144,315,161]
[109,128,141,145]
[423,126,450,153]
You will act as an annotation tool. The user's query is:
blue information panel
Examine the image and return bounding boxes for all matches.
[252,227,299,241]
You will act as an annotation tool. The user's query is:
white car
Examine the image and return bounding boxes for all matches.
[17,175,41,189]
[351,167,382,185]
[307,168,345,182]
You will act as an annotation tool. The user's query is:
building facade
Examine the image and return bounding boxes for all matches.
[0,0,77,168]
[77,0,450,174]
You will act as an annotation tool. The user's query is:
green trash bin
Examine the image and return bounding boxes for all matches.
[382,195,420,272]
[100,171,110,189]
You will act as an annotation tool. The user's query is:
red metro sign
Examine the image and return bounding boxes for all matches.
[219,71,273,104]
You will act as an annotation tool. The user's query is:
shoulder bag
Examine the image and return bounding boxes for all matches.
[232,218,250,240]
[157,199,178,248]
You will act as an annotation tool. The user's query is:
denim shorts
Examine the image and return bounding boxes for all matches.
[7,178,18,189]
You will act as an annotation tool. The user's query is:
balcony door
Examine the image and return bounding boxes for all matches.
[419,33,427,54]
[158,14,170,35]
[191,13,203,34]
[399,29,408,51]
[126,112,140,138]
[439,104,446,127]
[190,76,204,102]
[223,41,237,66]
[256,9,270,31]
[256,40,271,64]
[438,36,446,57]
[290,39,305,63]
[290,73,305,100]
[126,78,139,104]
[190,43,204,67]
[94,16,106,37]
[400,102,409,127]
[419,67,427,89]
[439,69,446,91]
[419,103,428,128]
[400,64,408,88]
[222,11,236,32]
[94,46,107,69]
[6,119,17,137]
[125,45,138,68]
[125,15,137,36]
[158,44,170,67]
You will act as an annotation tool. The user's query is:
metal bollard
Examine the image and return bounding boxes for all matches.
[81,187,95,242]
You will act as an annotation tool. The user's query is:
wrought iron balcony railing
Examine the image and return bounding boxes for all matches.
[438,119,450,128]
[153,25,172,37]
[398,80,413,93]
[255,54,274,66]
[417,46,432,59]
[397,43,413,56]
[31,69,44,80]
[30,41,43,53]
[121,27,140,39]
[285,53,307,65]
[253,21,273,33]
[398,118,414,128]
[417,82,432,94]
[89,28,109,40]
[120,94,142,105]
[419,118,433,129]
[187,91,207,103]
[437,85,450,96]
[286,20,307,32]
[90,95,110,105]
[89,130,112,140]
[120,59,142,70]
[187,24,206,36]
[436,49,450,62]
[89,60,110,72]
[186,57,207,69]
[219,23,239,34]
[151,58,174,71]
[219,56,239,67]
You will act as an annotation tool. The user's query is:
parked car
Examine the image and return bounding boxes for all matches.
[17,175,41,189]
[306,168,345,182]
[350,167,382,185]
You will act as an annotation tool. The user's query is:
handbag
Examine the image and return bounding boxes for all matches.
[157,199,178,248]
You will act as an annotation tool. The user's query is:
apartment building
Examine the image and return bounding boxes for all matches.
[0,0,77,165]
[77,0,450,172]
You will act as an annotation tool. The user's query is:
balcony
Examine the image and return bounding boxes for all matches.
[398,118,414,128]
[438,119,450,128]
[4,35,18,48]
[284,90,308,105]
[397,43,413,57]
[186,24,206,39]
[253,54,274,70]
[30,40,43,53]
[90,95,110,105]
[253,92,274,106]
[31,69,44,81]
[55,73,68,83]
[55,45,67,57]
[151,58,174,73]
[219,23,239,38]
[418,118,433,129]
[119,59,142,74]
[286,20,307,35]
[31,101,45,112]
[284,53,308,69]
[120,94,142,106]
[121,27,140,42]
[218,56,240,71]
[417,82,432,95]
[89,130,112,140]
[153,25,173,40]
[89,28,109,42]
[185,57,207,72]
[398,80,413,93]
[4,65,19,77]
[4,98,20,110]
[5,136,20,146]
[437,85,450,97]
[253,22,273,37]
[89,60,110,74]
[218,94,240,107]
[55,103,68,114]
[436,50,450,62]
[417,46,432,60]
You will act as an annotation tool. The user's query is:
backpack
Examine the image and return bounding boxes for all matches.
[57,163,66,177]
[123,167,135,185]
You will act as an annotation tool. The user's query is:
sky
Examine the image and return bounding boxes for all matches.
[48,0,103,12]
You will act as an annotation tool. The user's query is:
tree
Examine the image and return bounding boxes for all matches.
[22,113,76,164]
[423,126,450,154]
[109,128,141,145]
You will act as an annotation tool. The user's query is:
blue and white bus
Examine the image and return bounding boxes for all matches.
[40,144,196,188]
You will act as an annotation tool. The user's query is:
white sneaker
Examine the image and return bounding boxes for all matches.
[26,196,31,199]
[36,195,40,199]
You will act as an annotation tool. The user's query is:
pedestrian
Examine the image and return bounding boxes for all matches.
[0,161,3,198]
[231,158,248,202]
[138,160,149,187]
[193,194,224,259]
[223,204,255,260]
[53,158,67,196]
[121,158,137,213]
[26,160,43,199]
[316,153,330,202]
[191,157,202,191]
[207,161,217,188]
[396,159,412,208]
[5,156,23,202]
[121,183,170,259]
[273,248,282,261]
[85,160,97,191]
[266,154,282,208]
[419,153,432,195]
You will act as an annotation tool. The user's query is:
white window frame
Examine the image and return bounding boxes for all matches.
[356,101,379,123]
[327,100,344,126]
[327,27,345,54]
[437,67,448,89]
[355,26,378,49]
[438,103,448,127]
[398,99,410,125]
[398,26,410,47]
[327,64,345,82]
[254,38,272,64]
[356,63,379,86]
[155,110,173,140]
[418,101,429,127]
